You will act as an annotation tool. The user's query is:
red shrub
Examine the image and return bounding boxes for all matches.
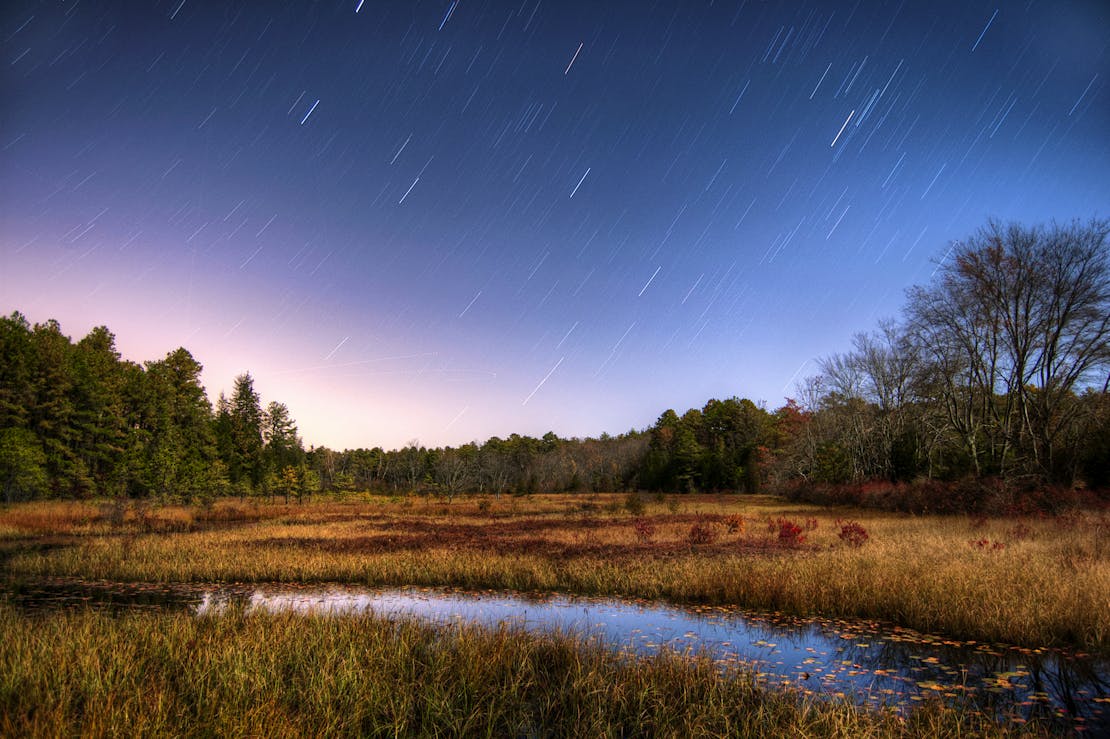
[776,518,806,546]
[836,519,869,547]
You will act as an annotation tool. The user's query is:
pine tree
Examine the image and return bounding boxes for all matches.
[228,373,264,489]
[70,326,129,495]
[135,348,217,501]
[263,401,303,475]
[28,319,79,495]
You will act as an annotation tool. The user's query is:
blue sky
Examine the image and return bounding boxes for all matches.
[3,0,1107,449]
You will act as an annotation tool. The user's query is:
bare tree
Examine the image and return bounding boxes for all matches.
[907,219,1110,482]
[838,320,925,480]
[399,440,425,493]
[433,444,474,502]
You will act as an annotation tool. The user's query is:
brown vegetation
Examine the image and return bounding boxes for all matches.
[2,493,1107,654]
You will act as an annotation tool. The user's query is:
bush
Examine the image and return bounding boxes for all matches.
[836,519,869,547]
[687,518,718,546]
[779,476,1106,515]
[723,514,745,535]
[774,518,805,546]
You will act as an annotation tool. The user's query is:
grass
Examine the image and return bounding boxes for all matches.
[1,493,1108,653]
[0,605,1038,737]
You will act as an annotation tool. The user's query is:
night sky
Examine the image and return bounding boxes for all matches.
[2,1,1108,451]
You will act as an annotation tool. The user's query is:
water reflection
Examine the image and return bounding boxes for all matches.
[8,579,1108,732]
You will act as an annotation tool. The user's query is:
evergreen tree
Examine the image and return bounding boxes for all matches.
[227,373,265,489]
[263,401,303,475]
[0,312,35,430]
[70,327,129,495]
[0,427,48,502]
[134,348,218,501]
[28,319,79,495]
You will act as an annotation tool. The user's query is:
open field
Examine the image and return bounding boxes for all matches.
[2,494,1108,653]
[0,605,1040,738]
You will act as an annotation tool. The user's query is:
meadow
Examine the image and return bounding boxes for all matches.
[2,493,1107,654]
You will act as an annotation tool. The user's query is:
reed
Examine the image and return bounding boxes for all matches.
[2,494,1107,653]
[0,605,1035,737]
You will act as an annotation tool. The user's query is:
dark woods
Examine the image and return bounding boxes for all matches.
[2,220,1108,512]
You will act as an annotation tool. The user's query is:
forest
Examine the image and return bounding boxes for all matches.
[2,220,1108,512]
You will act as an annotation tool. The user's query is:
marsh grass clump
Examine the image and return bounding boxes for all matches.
[0,606,1034,738]
[623,492,646,516]
[687,518,718,546]
[1008,522,1033,541]
[632,518,655,543]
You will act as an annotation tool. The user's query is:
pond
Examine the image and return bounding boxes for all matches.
[6,578,1107,733]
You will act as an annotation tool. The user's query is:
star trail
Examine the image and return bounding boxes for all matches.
[2,0,1107,450]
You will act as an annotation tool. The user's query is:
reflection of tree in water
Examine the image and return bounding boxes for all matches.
[581,602,1110,732]
[829,631,1109,731]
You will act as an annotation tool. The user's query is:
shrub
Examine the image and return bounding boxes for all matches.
[777,476,1094,515]
[723,514,745,535]
[775,518,805,546]
[836,519,869,547]
[687,518,718,546]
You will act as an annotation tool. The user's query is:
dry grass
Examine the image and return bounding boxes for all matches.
[0,605,1036,738]
[2,493,1108,653]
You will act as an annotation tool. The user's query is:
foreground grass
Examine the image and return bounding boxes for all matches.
[1,494,1108,653]
[0,605,1036,737]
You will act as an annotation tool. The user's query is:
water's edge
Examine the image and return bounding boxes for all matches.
[5,577,1107,732]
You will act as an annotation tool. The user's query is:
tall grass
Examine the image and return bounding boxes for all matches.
[2,495,1107,653]
[0,605,1034,737]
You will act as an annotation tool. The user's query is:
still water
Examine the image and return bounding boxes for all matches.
[7,578,1108,732]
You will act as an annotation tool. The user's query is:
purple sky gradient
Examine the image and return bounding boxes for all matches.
[3,0,1107,450]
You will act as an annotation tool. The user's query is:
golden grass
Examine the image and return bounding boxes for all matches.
[0,605,1037,738]
[2,494,1107,653]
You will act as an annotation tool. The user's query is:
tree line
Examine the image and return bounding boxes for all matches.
[793,219,1110,493]
[0,315,306,503]
[2,219,1107,509]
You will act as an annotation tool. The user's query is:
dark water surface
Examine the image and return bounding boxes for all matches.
[6,578,1107,733]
